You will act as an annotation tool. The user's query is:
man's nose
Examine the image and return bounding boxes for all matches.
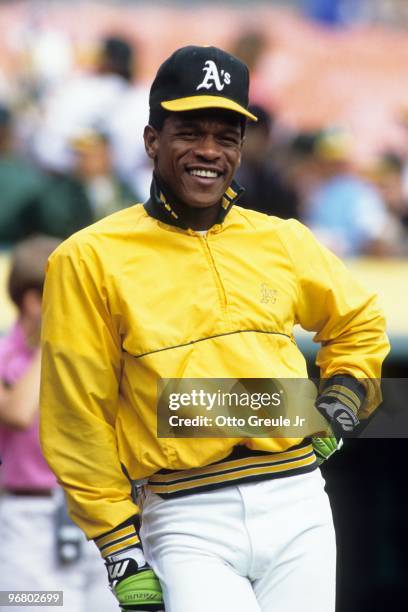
[193,135,222,160]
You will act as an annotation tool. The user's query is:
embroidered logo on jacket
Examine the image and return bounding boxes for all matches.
[260,283,277,304]
[197,60,231,92]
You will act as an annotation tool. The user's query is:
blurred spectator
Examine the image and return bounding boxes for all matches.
[230,30,272,107]
[0,236,117,612]
[32,35,133,172]
[301,128,395,257]
[107,74,151,200]
[286,131,322,207]
[397,108,408,211]
[70,129,138,220]
[32,34,150,199]
[371,153,407,218]
[368,152,408,255]
[231,30,268,73]
[236,104,299,219]
[37,169,94,239]
[0,104,92,246]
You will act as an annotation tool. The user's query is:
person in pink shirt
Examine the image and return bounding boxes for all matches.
[0,236,116,612]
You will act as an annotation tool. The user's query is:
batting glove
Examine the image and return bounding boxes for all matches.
[316,375,365,437]
[312,435,343,465]
[312,375,365,463]
[95,516,164,611]
[316,397,359,436]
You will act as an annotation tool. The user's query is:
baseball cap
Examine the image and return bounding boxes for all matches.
[149,45,258,122]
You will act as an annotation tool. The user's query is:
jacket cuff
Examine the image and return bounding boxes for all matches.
[94,514,141,559]
[318,375,366,415]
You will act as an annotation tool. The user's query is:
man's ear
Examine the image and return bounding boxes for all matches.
[144,125,160,160]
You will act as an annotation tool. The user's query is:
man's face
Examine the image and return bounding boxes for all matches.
[144,109,243,209]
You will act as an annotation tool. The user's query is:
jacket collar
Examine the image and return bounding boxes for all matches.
[144,174,245,230]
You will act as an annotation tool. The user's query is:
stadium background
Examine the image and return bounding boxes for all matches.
[1,0,407,609]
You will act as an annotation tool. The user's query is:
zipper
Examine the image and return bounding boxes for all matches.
[198,233,229,320]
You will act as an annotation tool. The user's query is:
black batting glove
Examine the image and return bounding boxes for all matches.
[316,397,359,436]
[316,375,366,437]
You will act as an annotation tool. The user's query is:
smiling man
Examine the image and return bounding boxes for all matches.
[40,46,389,612]
[143,45,256,233]
[144,108,244,229]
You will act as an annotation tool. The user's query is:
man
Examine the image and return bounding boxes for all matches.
[40,46,389,612]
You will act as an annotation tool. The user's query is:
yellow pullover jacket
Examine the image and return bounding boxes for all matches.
[40,184,389,539]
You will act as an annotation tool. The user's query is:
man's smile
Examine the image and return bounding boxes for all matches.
[185,165,224,189]
[187,166,223,179]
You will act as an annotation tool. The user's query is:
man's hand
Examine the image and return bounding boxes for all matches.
[105,546,164,611]
[95,516,164,611]
[316,375,365,438]
[316,397,359,437]
[313,374,365,464]
[312,435,343,465]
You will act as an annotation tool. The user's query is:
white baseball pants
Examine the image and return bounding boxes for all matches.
[140,469,336,612]
[0,494,117,612]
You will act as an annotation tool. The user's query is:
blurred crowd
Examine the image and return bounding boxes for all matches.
[0,33,150,248]
[0,15,407,612]
[237,112,408,257]
[1,29,408,258]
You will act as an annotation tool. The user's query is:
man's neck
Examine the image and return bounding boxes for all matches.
[146,174,244,231]
[176,203,221,231]
[155,175,222,231]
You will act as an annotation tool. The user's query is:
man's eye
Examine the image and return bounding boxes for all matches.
[220,136,240,146]
[178,132,196,139]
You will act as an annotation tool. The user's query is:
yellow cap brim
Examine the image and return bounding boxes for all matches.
[161,95,258,122]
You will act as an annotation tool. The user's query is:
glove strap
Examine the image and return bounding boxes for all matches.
[94,515,141,559]
[318,375,366,415]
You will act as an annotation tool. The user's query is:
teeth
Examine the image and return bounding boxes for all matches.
[189,169,218,178]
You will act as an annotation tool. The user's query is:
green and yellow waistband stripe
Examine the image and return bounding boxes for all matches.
[95,523,140,559]
[148,444,317,498]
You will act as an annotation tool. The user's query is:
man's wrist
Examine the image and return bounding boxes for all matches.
[94,515,164,610]
[94,515,141,559]
[318,375,366,414]
[316,375,366,435]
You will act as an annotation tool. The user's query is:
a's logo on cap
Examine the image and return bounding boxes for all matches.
[196,60,231,92]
